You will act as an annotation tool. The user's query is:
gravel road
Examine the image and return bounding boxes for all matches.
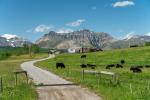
[21,54,102,100]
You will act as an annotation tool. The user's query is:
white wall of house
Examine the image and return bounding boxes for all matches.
[68,48,76,53]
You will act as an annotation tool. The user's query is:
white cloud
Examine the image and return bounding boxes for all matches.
[1,34,18,39]
[34,24,54,33]
[66,19,86,27]
[57,28,73,33]
[145,32,150,36]
[112,1,134,8]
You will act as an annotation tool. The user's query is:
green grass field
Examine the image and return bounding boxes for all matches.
[0,53,47,100]
[36,47,150,100]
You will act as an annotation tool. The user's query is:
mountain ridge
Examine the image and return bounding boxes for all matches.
[35,29,114,49]
[35,29,150,49]
[1,30,150,49]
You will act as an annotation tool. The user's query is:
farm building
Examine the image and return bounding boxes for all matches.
[75,47,103,53]
[68,48,76,53]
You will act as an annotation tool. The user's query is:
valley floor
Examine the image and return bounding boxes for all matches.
[35,47,150,100]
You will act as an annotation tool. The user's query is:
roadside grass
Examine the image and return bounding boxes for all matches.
[0,53,47,100]
[36,47,150,100]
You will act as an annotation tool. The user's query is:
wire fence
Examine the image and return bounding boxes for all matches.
[52,66,150,99]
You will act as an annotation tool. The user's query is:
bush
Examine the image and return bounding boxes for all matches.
[0,52,11,60]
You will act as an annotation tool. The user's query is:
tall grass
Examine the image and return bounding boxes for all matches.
[0,53,48,100]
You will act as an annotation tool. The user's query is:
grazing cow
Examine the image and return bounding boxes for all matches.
[87,64,96,69]
[130,67,142,73]
[81,55,86,58]
[56,63,65,69]
[116,64,123,68]
[106,64,115,69]
[80,64,87,68]
[145,65,150,68]
[121,60,125,64]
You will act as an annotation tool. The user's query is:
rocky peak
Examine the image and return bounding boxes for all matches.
[36,29,114,49]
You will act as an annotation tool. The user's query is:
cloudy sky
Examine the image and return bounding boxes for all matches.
[0,0,150,42]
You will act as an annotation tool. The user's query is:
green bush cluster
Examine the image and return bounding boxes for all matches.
[0,44,41,59]
[0,52,11,60]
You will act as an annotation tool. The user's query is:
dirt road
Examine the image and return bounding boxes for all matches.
[21,55,102,100]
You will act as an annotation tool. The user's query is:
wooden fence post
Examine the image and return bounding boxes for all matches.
[112,74,117,84]
[0,77,3,93]
[25,72,28,84]
[97,73,100,87]
[15,74,17,85]
[14,71,28,85]
[82,69,84,80]
[67,66,69,77]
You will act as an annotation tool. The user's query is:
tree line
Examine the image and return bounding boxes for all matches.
[0,44,40,60]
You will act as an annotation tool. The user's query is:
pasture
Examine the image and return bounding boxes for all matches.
[36,47,150,100]
[0,53,47,100]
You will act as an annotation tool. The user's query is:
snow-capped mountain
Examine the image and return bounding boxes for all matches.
[1,34,18,39]
[0,34,32,47]
[0,36,9,47]
[106,35,150,49]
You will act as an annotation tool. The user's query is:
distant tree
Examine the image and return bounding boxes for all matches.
[31,44,39,54]
[145,42,150,46]
[23,44,28,49]
[23,44,29,53]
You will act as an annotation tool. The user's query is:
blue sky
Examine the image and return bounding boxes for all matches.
[0,0,150,42]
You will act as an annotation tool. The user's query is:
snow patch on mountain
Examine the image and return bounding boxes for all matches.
[1,34,18,39]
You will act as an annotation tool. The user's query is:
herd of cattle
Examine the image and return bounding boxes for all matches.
[106,63,150,73]
[55,54,150,73]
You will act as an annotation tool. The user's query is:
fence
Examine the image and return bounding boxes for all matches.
[0,77,3,93]
[53,66,150,99]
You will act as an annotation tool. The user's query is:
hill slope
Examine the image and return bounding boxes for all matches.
[36,46,150,100]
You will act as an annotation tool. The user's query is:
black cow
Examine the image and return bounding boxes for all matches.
[130,67,142,73]
[106,64,115,69]
[121,60,125,64]
[56,63,65,69]
[145,65,150,68]
[116,64,123,68]
[80,64,87,68]
[87,64,96,69]
[81,55,86,58]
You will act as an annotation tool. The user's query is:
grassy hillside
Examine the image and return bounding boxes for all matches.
[36,46,150,100]
[0,53,47,100]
